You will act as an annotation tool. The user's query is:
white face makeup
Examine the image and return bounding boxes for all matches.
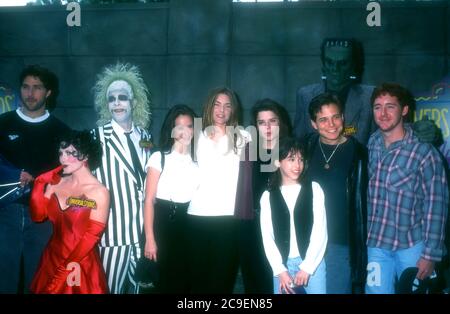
[108,90,132,125]
[59,145,85,175]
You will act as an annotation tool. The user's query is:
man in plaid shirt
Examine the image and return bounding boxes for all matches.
[365,82,448,294]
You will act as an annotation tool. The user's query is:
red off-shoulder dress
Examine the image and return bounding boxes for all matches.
[30,193,108,294]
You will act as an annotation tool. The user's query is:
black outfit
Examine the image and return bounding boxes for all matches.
[0,111,71,194]
[153,198,190,293]
[309,138,354,246]
[304,133,368,293]
[234,143,273,294]
[187,214,239,294]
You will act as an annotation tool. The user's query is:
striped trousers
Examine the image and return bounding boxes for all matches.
[99,243,141,294]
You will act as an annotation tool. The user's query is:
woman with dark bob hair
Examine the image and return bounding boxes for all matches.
[29,130,110,294]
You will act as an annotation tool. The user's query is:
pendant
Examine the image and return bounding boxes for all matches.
[324,163,330,170]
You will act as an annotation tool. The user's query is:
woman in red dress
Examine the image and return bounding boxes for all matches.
[29,130,110,294]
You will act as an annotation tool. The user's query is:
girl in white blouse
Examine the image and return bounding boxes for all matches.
[260,137,327,294]
[143,104,198,293]
[187,87,250,293]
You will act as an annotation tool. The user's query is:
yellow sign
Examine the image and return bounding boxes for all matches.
[0,85,18,114]
[67,197,97,209]
[344,125,357,137]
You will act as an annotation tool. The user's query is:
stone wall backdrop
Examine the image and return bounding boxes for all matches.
[0,0,449,143]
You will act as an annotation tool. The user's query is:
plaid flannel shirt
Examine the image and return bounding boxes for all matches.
[367,125,448,261]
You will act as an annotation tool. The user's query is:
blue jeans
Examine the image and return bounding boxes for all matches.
[365,242,424,294]
[0,203,52,293]
[325,244,352,294]
[273,256,326,294]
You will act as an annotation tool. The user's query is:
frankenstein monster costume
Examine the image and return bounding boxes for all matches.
[294,39,375,145]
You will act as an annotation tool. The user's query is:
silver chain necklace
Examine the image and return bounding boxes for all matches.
[318,139,341,170]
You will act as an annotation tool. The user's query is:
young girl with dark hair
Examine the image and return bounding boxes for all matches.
[260,137,327,294]
[143,104,198,293]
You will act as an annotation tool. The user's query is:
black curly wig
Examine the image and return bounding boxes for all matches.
[58,130,102,170]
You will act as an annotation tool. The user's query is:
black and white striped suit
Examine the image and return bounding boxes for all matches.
[92,122,151,294]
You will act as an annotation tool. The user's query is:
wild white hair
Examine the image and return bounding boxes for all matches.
[93,62,151,129]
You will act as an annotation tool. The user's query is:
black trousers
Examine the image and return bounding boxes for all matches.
[237,218,273,294]
[186,215,239,294]
[154,198,190,293]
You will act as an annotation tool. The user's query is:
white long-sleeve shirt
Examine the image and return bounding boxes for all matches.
[260,182,327,276]
[188,130,250,216]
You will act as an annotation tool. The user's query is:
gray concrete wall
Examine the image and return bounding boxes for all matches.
[0,0,448,143]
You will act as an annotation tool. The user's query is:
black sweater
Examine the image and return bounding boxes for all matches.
[0,110,70,202]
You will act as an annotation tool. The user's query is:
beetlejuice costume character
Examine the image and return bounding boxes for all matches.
[91,63,152,294]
